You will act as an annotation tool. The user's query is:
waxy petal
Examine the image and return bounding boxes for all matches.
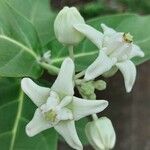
[57,108,73,120]
[116,60,136,93]
[74,23,103,49]
[72,97,108,120]
[21,78,50,106]
[54,120,83,150]
[51,58,74,96]
[110,44,132,61]
[101,23,116,35]
[26,109,51,137]
[84,50,117,80]
[129,44,144,59]
[59,96,72,108]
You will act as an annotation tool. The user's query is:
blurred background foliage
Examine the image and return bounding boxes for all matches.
[51,0,150,19]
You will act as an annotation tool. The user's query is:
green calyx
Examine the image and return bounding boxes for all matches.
[78,81,96,99]
[78,80,107,100]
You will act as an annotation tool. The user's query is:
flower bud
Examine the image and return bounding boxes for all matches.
[93,80,107,91]
[85,117,116,150]
[78,81,96,99]
[54,6,85,45]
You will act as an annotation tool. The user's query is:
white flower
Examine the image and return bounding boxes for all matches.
[54,7,85,45]
[21,58,108,150]
[85,117,116,150]
[74,23,144,92]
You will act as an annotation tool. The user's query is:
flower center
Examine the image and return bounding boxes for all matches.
[44,109,57,122]
[123,33,133,43]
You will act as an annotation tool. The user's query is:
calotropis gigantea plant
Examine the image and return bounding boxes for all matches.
[21,7,144,150]
[17,6,145,150]
[0,0,149,149]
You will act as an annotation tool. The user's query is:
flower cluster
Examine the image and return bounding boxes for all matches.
[21,58,108,150]
[21,6,144,150]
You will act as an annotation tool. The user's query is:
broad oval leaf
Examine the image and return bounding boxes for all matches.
[0,78,58,150]
[7,0,56,46]
[0,1,42,78]
[47,14,150,71]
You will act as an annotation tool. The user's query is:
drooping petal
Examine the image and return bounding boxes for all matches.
[54,120,83,150]
[72,97,108,120]
[57,108,73,120]
[84,50,117,80]
[129,44,144,59]
[74,23,103,49]
[101,23,117,35]
[110,44,132,61]
[21,78,50,106]
[26,109,51,137]
[116,60,136,93]
[103,34,123,55]
[51,58,74,96]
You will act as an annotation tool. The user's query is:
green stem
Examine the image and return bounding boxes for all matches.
[75,70,86,79]
[75,79,85,85]
[39,62,59,75]
[68,45,74,61]
[92,114,98,121]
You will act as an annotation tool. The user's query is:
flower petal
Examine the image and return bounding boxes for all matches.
[21,78,50,106]
[26,109,51,137]
[51,58,74,96]
[129,44,144,59]
[101,23,116,35]
[59,96,72,108]
[57,108,73,120]
[72,96,108,120]
[54,120,83,150]
[110,44,132,61]
[116,60,136,93]
[74,23,103,49]
[84,50,117,80]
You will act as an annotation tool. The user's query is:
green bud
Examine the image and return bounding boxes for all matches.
[103,66,118,78]
[93,80,106,91]
[78,81,96,99]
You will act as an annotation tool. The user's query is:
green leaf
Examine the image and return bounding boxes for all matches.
[0,78,58,150]
[76,118,89,145]
[0,1,42,78]
[47,14,150,71]
[7,0,56,46]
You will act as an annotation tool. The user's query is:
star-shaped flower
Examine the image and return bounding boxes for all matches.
[21,58,108,150]
[74,23,144,92]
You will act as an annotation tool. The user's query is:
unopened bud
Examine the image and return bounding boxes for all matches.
[54,7,85,45]
[93,80,106,91]
[78,81,96,99]
[85,117,116,150]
